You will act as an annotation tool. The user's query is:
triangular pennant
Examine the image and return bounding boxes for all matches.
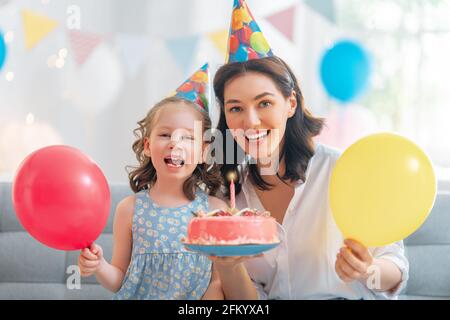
[304,0,336,24]
[21,9,58,50]
[67,29,103,67]
[166,35,200,73]
[116,33,150,78]
[207,29,228,57]
[266,5,296,42]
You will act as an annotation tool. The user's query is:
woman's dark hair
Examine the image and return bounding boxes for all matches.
[214,55,324,197]
[127,96,222,200]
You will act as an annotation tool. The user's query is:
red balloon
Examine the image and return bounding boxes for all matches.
[12,145,111,251]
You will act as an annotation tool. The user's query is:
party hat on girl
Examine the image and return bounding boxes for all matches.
[226,0,274,63]
[173,63,210,111]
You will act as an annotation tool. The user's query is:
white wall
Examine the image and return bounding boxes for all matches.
[0,0,334,183]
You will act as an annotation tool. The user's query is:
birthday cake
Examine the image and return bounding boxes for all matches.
[185,208,279,245]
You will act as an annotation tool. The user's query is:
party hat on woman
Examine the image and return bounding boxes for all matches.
[226,0,274,63]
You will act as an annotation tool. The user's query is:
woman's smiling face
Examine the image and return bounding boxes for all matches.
[223,71,297,163]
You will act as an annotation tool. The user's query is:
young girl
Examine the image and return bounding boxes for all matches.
[77,66,227,300]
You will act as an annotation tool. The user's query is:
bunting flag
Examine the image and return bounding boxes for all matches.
[304,0,336,24]
[166,35,200,73]
[207,29,228,57]
[265,5,296,42]
[67,29,103,67]
[115,34,150,78]
[21,9,58,50]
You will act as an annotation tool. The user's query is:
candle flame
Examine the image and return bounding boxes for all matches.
[227,171,237,182]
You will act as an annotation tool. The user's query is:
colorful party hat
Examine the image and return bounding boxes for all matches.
[172,63,210,111]
[227,0,274,63]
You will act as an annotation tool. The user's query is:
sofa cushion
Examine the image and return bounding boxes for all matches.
[403,245,450,298]
[0,283,114,300]
[0,232,66,283]
[2,181,450,300]
[0,181,130,299]
[402,192,450,298]
[0,283,67,300]
[405,192,450,245]
[0,183,23,232]
[64,284,114,300]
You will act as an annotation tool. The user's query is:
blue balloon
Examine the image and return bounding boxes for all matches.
[0,31,7,71]
[320,40,372,104]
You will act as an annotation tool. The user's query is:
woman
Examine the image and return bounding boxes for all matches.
[211,54,408,300]
[208,0,408,299]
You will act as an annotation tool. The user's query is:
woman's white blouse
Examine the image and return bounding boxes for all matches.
[236,143,409,300]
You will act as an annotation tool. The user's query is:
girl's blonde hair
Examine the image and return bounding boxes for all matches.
[127,96,222,200]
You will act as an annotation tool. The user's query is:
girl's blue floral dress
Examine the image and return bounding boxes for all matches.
[113,188,212,300]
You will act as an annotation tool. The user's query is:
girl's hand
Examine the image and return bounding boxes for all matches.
[78,243,104,277]
[335,239,373,283]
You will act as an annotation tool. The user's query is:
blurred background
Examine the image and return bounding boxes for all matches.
[0,0,449,184]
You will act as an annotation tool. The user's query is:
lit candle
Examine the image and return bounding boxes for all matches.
[228,172,236,209]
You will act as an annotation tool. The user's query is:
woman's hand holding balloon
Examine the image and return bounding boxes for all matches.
[335,239,373,283]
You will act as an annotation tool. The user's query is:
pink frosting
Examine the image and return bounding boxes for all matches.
[186,216,279,245]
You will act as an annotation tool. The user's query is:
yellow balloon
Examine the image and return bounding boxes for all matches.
[329,133,437,247]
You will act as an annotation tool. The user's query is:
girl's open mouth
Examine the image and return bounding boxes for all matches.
[164,156,185,168]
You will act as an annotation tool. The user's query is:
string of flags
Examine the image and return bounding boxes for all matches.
[304,0,336,24]
[266,5,297,43]
[8,1,335,77]
[21,9,59,50]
